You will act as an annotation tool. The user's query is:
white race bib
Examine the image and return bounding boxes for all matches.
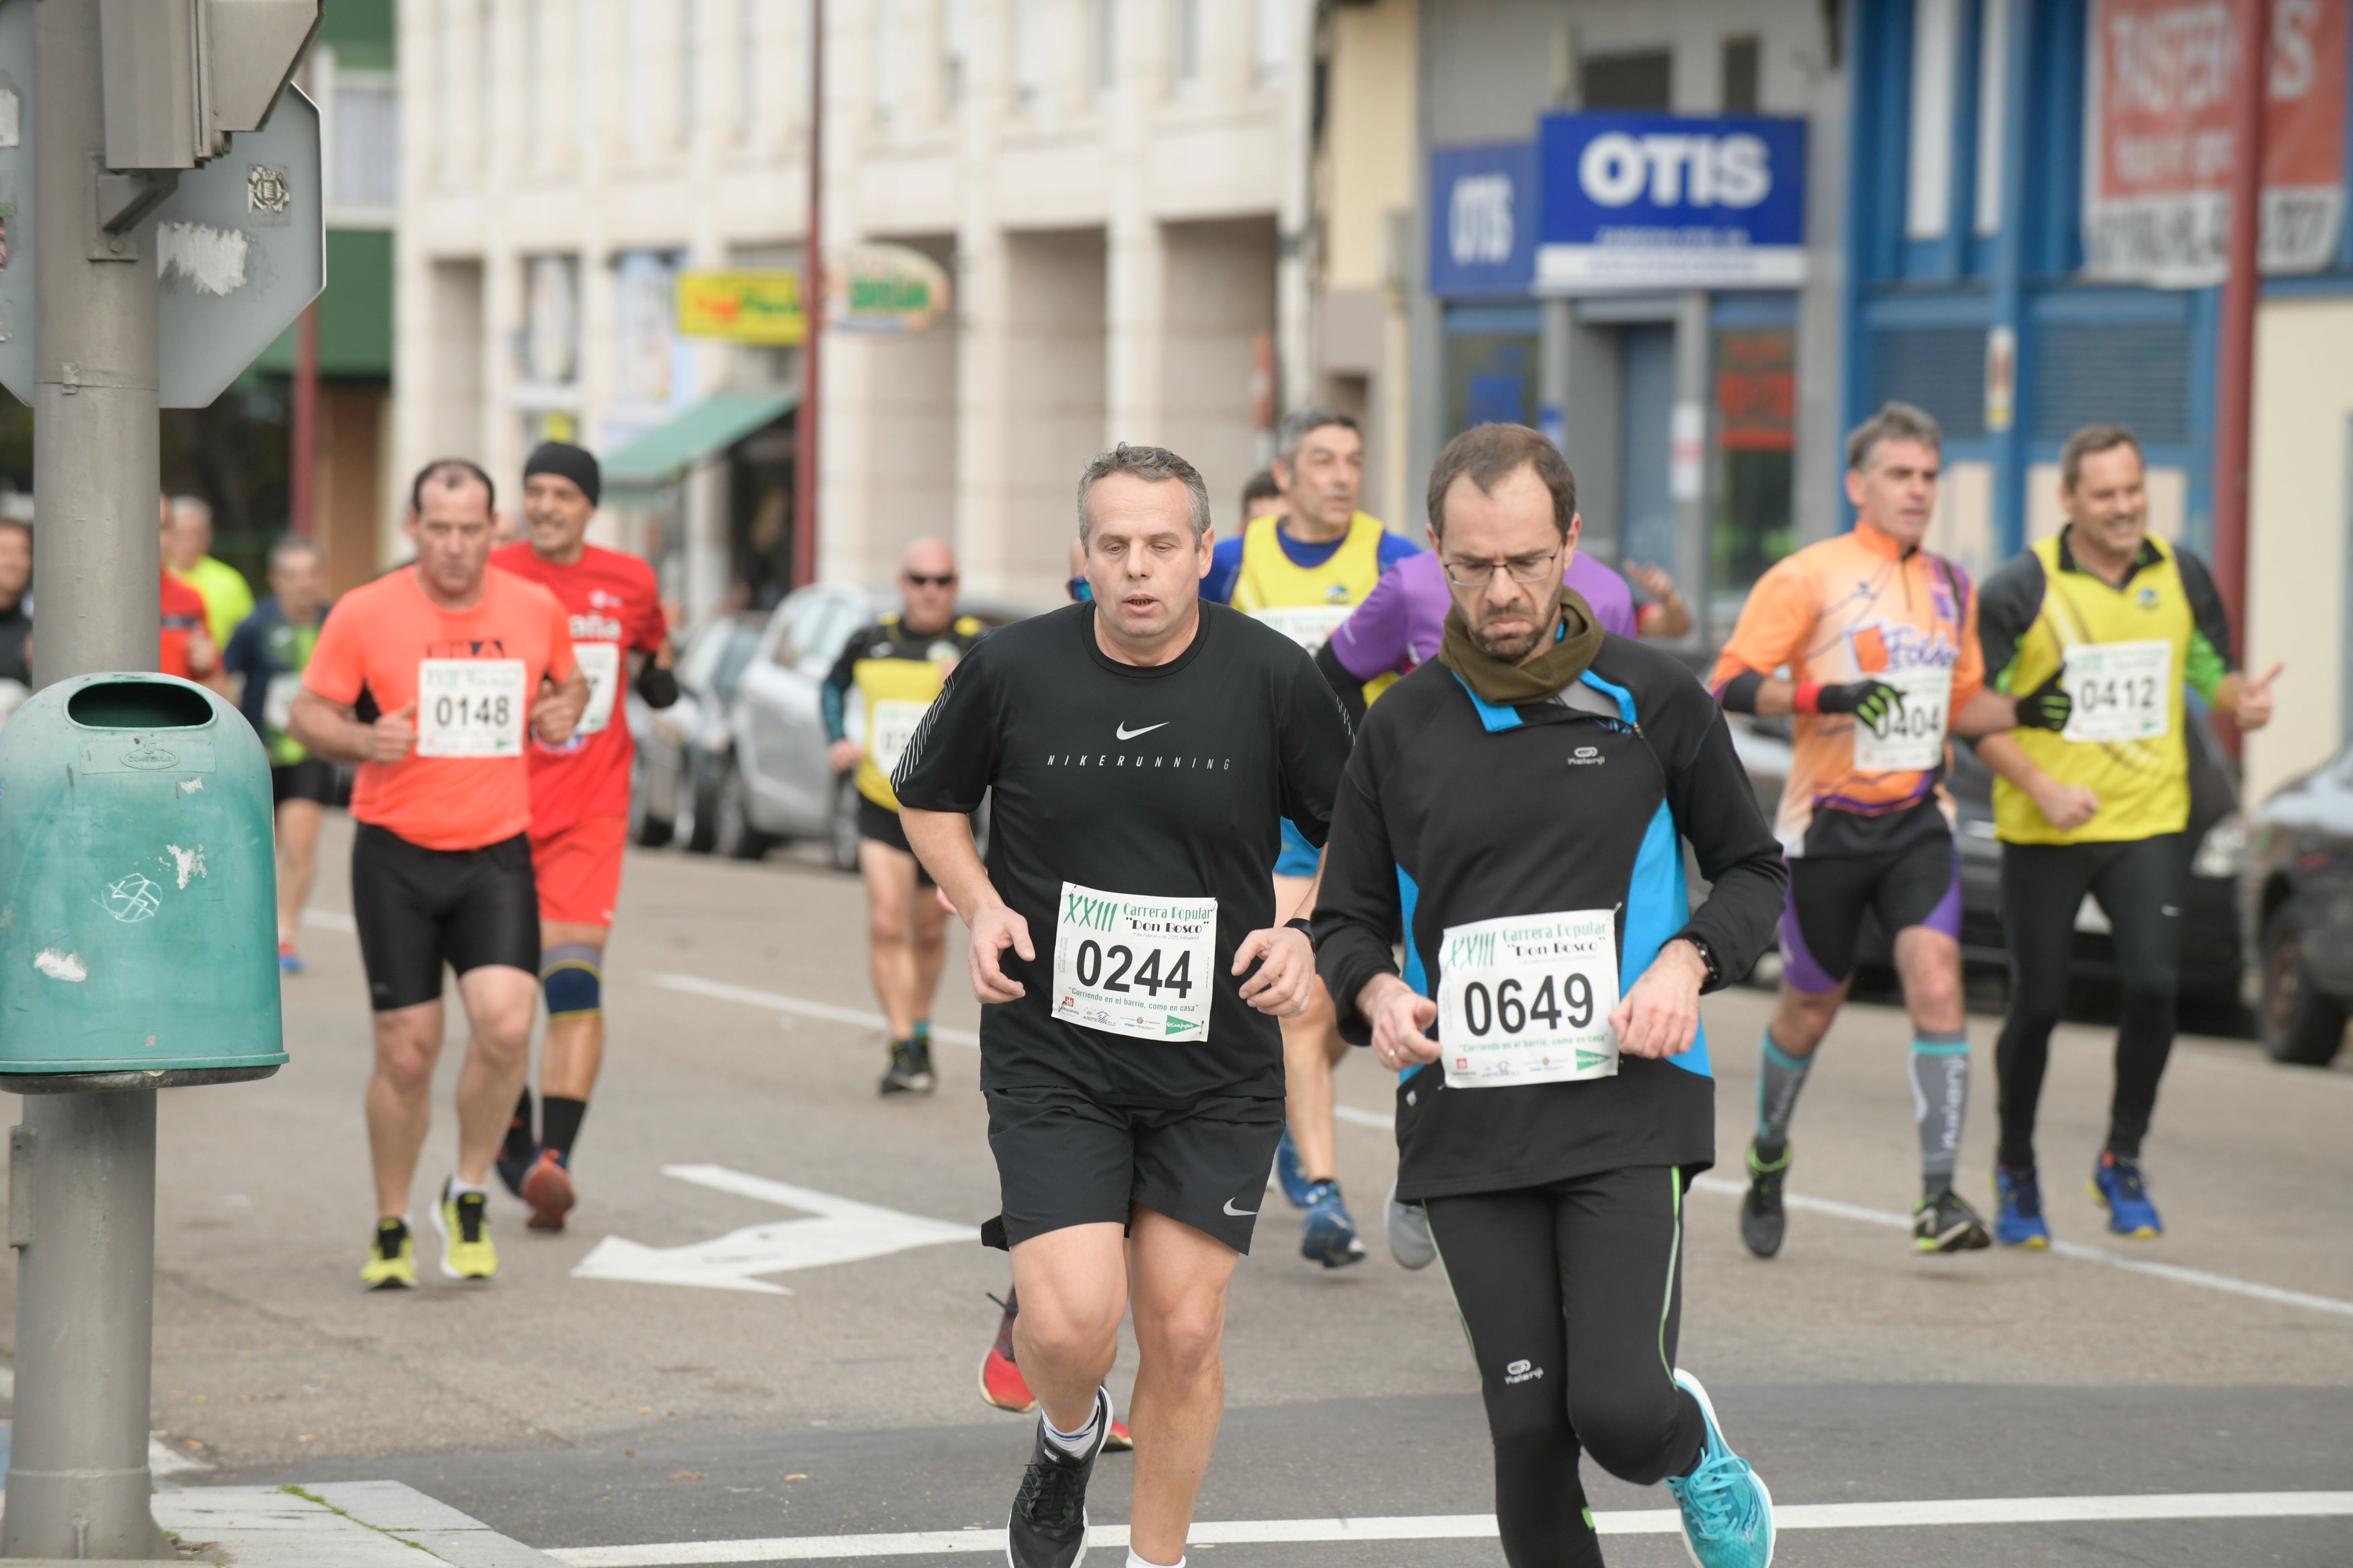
[1851,665,1953,774]
[262,672,303,735]
[2062,639,2171,744]
[416,658,528,758]
[868,698,930,779]
[574,643,623,736]
[1249,604,1355,653]
[1437,909,1621,1089]
[1051,882,1217,1043]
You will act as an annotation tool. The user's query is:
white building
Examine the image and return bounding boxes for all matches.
[395,0,1317,618]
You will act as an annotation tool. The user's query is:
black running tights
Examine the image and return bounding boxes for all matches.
[1423,1166,1706,1568]
[1995,833,2188,1167]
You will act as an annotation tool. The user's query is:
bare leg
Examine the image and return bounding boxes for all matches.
[1007,1221,1129,1435]
[861,839,922,1038]
[1272,871,1345,1182]
[910,878,949,1022]
[367,1000,444,1221]
[539,919,610,1101]
[1768,977,1851,1060]
[450,964,541,1188]
[274,798,323,943]
[1892,926,1966,1034]
[1125,1206,1241,1566]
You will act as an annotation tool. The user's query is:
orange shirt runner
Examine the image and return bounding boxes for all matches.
[302,567,577,851]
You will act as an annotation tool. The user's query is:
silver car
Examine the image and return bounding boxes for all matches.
[628,612,768,853]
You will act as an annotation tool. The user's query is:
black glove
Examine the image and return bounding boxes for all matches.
[635,660,680,709]
[1817,678,1904,731]
[2013,669,2071,733]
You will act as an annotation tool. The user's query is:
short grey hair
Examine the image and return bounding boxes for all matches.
[1845,401,1942,472]
[1075,444,1213,542]
[1274,405,1360,466]
[168,494,213,524]
[268,534,324,571]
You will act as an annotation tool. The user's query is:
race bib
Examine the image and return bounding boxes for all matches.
[575,643,623,736]
[415,658,528,758]
[1437,909,1621,1089]
[262,673,303,735]
[1851,665,1953,774]
[1249,604,1355,653]
[1051,882,1217,1043]
[2063,639,2171,745]
[868,698,930,779]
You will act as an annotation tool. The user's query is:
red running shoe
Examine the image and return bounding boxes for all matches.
[520,1149,575,1233]
[980,1292,1133,1451]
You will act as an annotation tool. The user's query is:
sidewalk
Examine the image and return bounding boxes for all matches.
[1,1481,564,1567]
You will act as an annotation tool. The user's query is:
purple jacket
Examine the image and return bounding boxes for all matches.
[1328,548,1640,682]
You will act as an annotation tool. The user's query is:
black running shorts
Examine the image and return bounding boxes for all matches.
[351,823,542,1012]
[1781,831,1961,993]
[856,795,934,885]
[983,1084,1285,1255]
[271,755,340,807]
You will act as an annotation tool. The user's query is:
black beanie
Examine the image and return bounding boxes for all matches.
[523,441,601,507]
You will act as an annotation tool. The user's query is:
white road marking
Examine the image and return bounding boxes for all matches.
[571,1165,970,1295]
[302,907,358,933]
[546,1490,2353,1564]
[1334,1103,1390,1130]
[647,973,979,1046]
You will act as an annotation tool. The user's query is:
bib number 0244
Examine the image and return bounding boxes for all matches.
[1052,881,1218,1043]
[1437,909,1621,1088]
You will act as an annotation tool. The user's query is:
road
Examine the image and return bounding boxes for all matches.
[11,812,2349,1566]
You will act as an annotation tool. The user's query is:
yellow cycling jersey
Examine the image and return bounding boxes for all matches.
[1230,511,1390,651]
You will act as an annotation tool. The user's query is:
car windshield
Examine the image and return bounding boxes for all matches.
[711,624,764,700]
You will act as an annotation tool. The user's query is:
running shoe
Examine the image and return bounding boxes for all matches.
[359,1218,415,1290]
[1006,1387,1110,1568]
[277,938,305,975]
[1300,1180,1367,1269]
[1663,1370,1775,1568]
[1385,1180,1435,1270]
[433,1180,497,1282]
[1992,1163,2050,1249]
[980,1293,1037,1413]
[879,1038,935,1096]
[520,1147,576,1233]
[495,1091,536,1198]
[1273,1128,1313,1208]
[2090,1151,2163,1239]
[1739,1143,1788,1260]
[1912,1189,1991,1253]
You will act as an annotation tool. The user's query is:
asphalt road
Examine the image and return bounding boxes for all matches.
[9,812,2349,1566]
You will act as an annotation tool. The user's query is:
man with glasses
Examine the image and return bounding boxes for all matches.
[824,537,986,1095]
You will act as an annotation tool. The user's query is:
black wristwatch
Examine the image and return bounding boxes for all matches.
[1680,934,1722,987]
[1285,917,1315,938]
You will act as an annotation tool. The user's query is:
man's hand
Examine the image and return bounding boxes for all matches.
[372,700,418,766]
[828,738,861,773]
[1359,974,1439,1071]
[2013,669,2073,733]
[965,901,1035,1003]
[1818,678,1903,730]
[1234,925,1316,1018]
[1624,561,1679,601]
[188,629,218,679]
[2235,661,2283,733]
[2030,776,2100,832]
[1609,939,1708,1061]
[532,670,590,745]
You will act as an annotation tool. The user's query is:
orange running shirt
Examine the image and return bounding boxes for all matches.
[303,567,578,852]
[1709,526,1984,858]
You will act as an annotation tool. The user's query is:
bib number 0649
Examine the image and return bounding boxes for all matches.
[1437,908,1621,1089]
[1457,970,1597,1037]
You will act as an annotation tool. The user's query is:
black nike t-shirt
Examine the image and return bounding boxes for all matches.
[892,602,1353,1106]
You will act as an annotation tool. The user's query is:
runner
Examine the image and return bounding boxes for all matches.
[489,442,675,1231]
[157,497,216,685]
[821,537,985,1096]
[1206,405,1416,1269]
[1624,558,1694,638]
[1238,468,1281,530]
[1314,421,1783,1568]
[223,536,336,974]
[0,517,32,723]
[1973,423,2277,1245]
[287,458,587,1289]
[895,443,1351,1568]
[167,495,257,655]
[1710,403,2073,1259]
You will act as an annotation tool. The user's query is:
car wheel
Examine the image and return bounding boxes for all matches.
[630,758,674,848]
[2259,907,2350,1066]
[714,764,773,862]
[830,777,862,873]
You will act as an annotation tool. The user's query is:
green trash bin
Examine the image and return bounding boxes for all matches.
[0,673,286,1085]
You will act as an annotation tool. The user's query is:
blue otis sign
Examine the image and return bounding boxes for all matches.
[1427,142,1538,298]
[1536,112,1808,292]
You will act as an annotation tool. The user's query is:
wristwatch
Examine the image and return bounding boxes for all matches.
[1680,934,1723,987]
[1285,916,1315,938]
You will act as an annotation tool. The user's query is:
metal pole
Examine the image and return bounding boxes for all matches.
[5,0,170,1554]
[2212,0,2268,669]
[793,0,824,589]
[291,301,321,538]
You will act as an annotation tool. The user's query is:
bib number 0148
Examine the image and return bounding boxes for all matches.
[1437,909,1621,1088]
[1052,880,1217,1043]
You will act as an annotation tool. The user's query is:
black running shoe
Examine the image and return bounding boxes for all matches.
[495,1089,537,1198]
[879,1038,936,1096]
[1913,1188,1993,1253]
[1006,1388,1109,1568]
[1739,1143,1788,1259]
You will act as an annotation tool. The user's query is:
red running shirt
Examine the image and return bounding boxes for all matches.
[160,572,208,679]
[490,542,666,833]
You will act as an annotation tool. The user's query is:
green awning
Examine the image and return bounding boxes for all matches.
[604,390,799,488]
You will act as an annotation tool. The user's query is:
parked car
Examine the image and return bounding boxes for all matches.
[628,612,768,854]
[2241,743,2353,1065]
[719,583,1033,865]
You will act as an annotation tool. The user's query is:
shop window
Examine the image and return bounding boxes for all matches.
[1868,325,1985,441]
[330,74,398,214]
[1713,327,1796,604]
[1581,49,1671,110]
[2032,323,2191,446]
[1905,0,1960,240]
[1721,36,1760,114]
[1445,329,1539,438]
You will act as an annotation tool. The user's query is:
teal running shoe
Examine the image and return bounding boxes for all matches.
[1993,1163,2050,1249]
[1273,1128,1312,1208]
[2090,1151,2163,1239]
[1664,1370,1773,1568]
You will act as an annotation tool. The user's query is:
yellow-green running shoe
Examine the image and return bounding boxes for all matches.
[434,1180,498,1281]
[360,1218,417,1290]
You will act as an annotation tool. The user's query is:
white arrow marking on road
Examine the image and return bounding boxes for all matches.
[571,1165,973,1295]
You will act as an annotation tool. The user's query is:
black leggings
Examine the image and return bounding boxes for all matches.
[1994,834,2188,1167]
[1424,1166,1706,1568]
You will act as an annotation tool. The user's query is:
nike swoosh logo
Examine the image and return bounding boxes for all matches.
[1223,1198,1259,1216]
[1116,721,1170,740]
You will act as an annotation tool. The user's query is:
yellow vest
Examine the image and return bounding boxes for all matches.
[1993,534,2196,845]
[853,614,981,811]
[1230,511,1388,652]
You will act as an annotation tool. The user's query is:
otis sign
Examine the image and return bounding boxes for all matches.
[1536,112,1808,292]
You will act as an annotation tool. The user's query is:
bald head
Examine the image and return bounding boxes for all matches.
[898,536,959,635]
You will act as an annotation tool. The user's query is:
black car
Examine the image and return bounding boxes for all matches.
[2242,744,2353,1065]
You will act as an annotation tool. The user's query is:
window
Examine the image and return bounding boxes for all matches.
[1172,0,1201,89]
[942,0,971,109]
[1720,35,1760,113]
[1974,0,2011,235]
[1092,0,1116,96]
[1255,0,1289,83]
[1580,50,1671,110]
[1905,0,1959,240]
[1012,0,1043,108]
[331,75,399,212]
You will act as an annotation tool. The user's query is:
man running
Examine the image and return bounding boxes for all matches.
[167,495,256,657]
[1205,405,1416,1268]
[489,442,675,1231]
[288,458,587,1288]
[225,536,335,974]
[897,443,1350,1568]
[1238,469,1281,530]
[157,496,217,684]
[1974,424,2276,1245]
[0,517,32,721]
[1316,421,1782,1568]
[1710,402,2071,1257]
[822,537,985,1096]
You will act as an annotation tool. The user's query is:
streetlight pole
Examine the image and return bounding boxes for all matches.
[795,0,824,589]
